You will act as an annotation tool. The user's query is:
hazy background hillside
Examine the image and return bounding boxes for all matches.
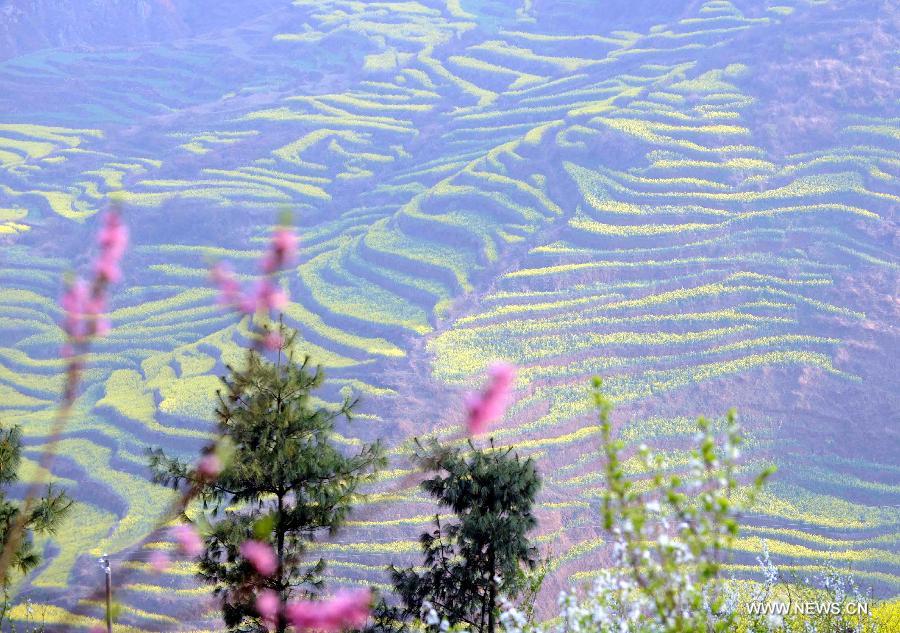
[0,0,292,60]
[0,0,897,630]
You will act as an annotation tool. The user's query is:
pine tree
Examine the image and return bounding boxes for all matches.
[388,438,541,633]
[149,326,385,633]
[0,425,73,582]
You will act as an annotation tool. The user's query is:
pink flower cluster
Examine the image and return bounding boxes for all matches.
[210,225,297,325]
[197,453,222,480]
[94,210,129,283]
[149,523,204,574]
[256,589,281,629]
[162,220,429,632]
[60,279,108,341]
[211,265,289,316]
[59,211,129,345]
[464,362,516,436]
[149,550,171,574]
[256,588,371,632]
[262,226,299,274]
[164,529,370,631]
[240,539,278,577]
[173,523,203,557]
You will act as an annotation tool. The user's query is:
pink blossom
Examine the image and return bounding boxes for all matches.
[60,279,90,338]
[197,453,222,479]
[262,331,284,351]
[84,293,106,318]
[210,262,243,307]
[465,362,516,436]
[172,524,203,557]
[61,275,112,341]
[93,316,111,338]
[94,253,122,284]
[260,255,277,275]
[255,279,288,312]
[256,589,281,629]
[209,224,296,319]
[149,550,171,573]
[285,588,372,632]
[261,226,299,273]
[94,211,129,283]
[324,589,372,629]
[240,540,278,577]
[59,211,126,344]
[236,279,287,315]
[239,292,258,315]
[60,278,89,314]
[97,211,129,260]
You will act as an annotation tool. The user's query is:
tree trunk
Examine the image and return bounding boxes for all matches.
[487,546,496,633]
[276,494,287,633]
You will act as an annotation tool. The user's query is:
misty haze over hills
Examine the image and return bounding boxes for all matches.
[0,0,897,629]
[0,0,291,60]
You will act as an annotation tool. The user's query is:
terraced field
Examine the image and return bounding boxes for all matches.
[0,0,897,630]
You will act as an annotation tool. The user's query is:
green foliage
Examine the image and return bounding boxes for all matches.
[386,438,541,633]
[148,324,385,633]
[0,425,73,582]
[492,379,883,633]
[587,376,774,632]
[0,424,72,632]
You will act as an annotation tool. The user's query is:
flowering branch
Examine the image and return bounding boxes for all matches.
[0,207,128,584]
[60,219,299,630]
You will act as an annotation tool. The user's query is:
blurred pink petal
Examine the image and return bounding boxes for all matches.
[97,211,129,260]
[85,293,106,312]
[284,599,312,629]
[172,524,203,557]
[262,331,284,351]
[239,293,258,315]
[60,278,89,314]
[465,362,516,436]
[240,540,278,577]
[95,211,128,282]
[324,589,372,629]
[285,588,371,632]
[93,316,111,338]
[60,278,90,338]
[268,287,287,311]
[250,279,288,314]
[149,550,170,573]
[256,589,281,629]
[210,262,243,307]
[262,226,299,273]
[197,453,221,479]
[272,227,298,260]
[93,253,122,283]
[260,254,274,275]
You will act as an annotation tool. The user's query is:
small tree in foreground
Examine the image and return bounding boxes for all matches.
[149,324,385,633]
[494,378,884,633]
[387,438,541,633]
[0,425,72,579]
[0,424,72,624]
[546,377,776,633]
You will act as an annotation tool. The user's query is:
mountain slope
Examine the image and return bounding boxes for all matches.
[0,0,897,630]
